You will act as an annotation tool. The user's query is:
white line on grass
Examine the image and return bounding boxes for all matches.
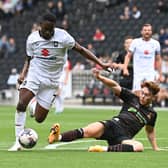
[44,139,97,149]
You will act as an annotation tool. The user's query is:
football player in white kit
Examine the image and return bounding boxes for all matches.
[123,24,163,91]
[55,60,70,114]
[8,13,111,151]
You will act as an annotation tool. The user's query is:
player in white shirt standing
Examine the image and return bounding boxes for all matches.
[55,60,70,114]
[123,24,163,91]
[8,12,111,151]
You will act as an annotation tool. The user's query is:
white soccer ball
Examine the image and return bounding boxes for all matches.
[18,128,38,149]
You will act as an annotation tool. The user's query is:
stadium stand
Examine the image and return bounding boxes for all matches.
[0,0,168,105]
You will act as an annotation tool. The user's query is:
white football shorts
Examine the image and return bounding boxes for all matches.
[20,71,59,110]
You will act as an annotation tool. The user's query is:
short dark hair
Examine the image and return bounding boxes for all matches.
[124,36,133,40]
[141,81,160,95]
[142,23,152,30]
[39,12,56,24]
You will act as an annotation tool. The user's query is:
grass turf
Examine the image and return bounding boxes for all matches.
[0,106,168,168]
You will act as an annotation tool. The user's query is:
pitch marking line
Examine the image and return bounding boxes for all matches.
[44,139,97,149]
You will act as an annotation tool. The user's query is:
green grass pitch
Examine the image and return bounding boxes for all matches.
[0,105,168,168]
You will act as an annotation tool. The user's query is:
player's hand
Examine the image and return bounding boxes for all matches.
[17,73,25,85]
[123,68,129,76]
[154,147,166,151]
[101,63,113,73]
[92,68,100,78]
[111,62,118,69]
[158,74,165,83]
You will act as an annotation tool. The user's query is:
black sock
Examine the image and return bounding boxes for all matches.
[108,144,134,152]
[61,128,84,142]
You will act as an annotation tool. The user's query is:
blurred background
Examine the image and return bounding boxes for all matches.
[0,0,168,107]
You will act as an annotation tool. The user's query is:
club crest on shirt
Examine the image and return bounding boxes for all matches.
[54,41,58,47]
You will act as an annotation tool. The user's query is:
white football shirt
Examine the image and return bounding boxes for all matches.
[26,28,75,82]
[129,37,161,76]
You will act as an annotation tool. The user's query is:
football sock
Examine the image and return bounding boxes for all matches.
[29,97,37,115]
[15,111,26,141]
[55,96,64,113]
[108,144,134,152]
[60,128,84,142]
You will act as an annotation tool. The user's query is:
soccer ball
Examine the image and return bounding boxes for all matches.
[18,128,38,149]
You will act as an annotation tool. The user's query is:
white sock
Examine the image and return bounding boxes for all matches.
[15,111,26,142]
[55,96,64,113]
[29,97,37,116]
[58,135,62,141]
[102,146,108,151]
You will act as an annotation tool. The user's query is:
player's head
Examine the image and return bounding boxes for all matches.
[39,12,56,40]
[124,36,133,51]
[141,23,153,40]
[139,81,160,106]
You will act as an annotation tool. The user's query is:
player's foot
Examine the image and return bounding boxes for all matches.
[88,145,105,152]
[48,123,60,144]
[8,141,22,151]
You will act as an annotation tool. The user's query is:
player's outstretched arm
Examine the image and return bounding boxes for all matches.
[123,51,132,76]
[73,42,111,71]
[145,125,160,151]
[92,68,121,96]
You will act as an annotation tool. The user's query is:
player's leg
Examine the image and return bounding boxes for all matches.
[28,97,36,117]
[88,120,143,152]
[48,122,105,144]
[89,139,144,152]
[121,139,144,152]
[8,88,35,151]
[34,103,49,123]
[133,76,142,91]
[34,87,57,123]
[55,94,64,114]
[55,84,65,114]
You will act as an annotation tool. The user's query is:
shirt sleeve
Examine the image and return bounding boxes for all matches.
[155,41,161,55]
[63,31,75,49]
[147,111,157,127]
[119,88,136,103]
[129,39,136,54]
[26,35,33,57]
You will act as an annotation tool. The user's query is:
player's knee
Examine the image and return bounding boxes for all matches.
[133,141,144,152]
[35,116,45,123]
[17,101,27,111]
[34,112,47,123]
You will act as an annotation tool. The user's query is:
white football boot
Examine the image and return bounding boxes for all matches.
[8,140,22,151]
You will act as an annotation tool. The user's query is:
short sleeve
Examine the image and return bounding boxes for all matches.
[26,35,33,57]
[119,88,136,102]
[129,39,136,54]
[63,31,75,49]
[155,41,161,55]
[147,111,157,127]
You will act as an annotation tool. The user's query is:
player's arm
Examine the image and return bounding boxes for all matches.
[72,42,111,71]
[18,56,31,84]
[123,51,132,76]
[92,68,121,96]
[155,54,163,82]
[112,62,124,70]
[145,125,160,151]
[64,65,69,85]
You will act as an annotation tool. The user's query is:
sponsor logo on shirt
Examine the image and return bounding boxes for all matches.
[144,50,149,55]
[41,48,49,56]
